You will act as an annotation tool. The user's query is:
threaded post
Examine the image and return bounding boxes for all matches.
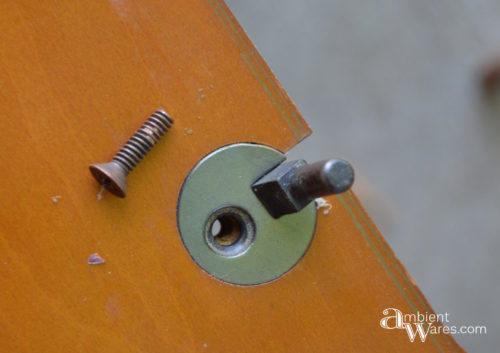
[112,109,173,174]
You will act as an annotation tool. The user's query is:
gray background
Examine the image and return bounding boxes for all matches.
[226,0,500,351]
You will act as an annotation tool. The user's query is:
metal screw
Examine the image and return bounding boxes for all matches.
[89,109,174,198]
[252,159,354,218]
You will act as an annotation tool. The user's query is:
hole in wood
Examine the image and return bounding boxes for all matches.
[204,206,255,257]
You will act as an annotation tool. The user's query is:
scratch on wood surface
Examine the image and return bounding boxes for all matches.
[201,63,213,78]
[101,117,122,147]
[110,0,133,23]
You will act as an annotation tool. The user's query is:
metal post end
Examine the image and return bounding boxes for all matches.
[322,159,355,194]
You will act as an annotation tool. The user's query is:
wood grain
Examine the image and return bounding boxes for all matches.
[0,0,464,352]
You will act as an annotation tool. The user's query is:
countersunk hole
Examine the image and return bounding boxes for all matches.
[204,206,255,257]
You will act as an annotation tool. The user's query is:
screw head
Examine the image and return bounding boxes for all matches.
[89,162,127,198]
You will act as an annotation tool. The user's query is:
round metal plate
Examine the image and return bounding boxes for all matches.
[177,143,316,285]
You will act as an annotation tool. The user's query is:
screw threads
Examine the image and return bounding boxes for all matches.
[112,110,173,174]
[89,109,174,198]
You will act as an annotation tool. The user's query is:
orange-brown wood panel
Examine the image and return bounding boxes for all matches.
[0,1,464,352]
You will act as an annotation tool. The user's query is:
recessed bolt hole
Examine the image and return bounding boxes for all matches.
[211,215,242,246]
[204,206,255,257]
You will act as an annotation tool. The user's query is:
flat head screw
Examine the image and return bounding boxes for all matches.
[89,109,174,198]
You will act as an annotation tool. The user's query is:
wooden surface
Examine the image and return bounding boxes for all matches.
[0,1,464,352]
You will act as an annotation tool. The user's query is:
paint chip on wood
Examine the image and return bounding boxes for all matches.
[88,253,106,265]
[197,88,206,100]
[315,197,332,215]
[52,195,62,204]
[97,185,105,201]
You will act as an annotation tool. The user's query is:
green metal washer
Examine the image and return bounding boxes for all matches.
[177,143,316,285]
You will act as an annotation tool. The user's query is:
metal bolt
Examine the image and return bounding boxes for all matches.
[290,159,354,199]
[252,159,354,218]
[89,109,174,198]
